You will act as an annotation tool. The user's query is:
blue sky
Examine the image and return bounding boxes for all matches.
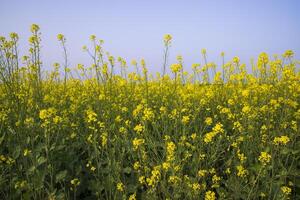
[0,0,299,73]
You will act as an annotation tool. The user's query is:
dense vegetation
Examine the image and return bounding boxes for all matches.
[0,25,299,199]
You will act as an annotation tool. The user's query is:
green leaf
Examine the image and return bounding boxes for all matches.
[37,156,47,166]
[56,145,65,151]
[12,146,21,159]
[28,166,36,174]
[123,167,131,174]
[281,147,290,155]
[0,132,6,145]
[55,170,67,183]
[249,163,261,172]
[50,145,56,151]
[126,184,136,193]
[291,149,300,155]
[26,136,30,144]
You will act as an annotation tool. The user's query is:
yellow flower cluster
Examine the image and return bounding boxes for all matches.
[198,169,207,177]
[86,109,97,123]
[146,166,161,187]
[117,182,124,192]
[168,175,181,185]
[236,165,248,178]
[166,141,176,161]
[70,178,80,187]
[281,186,292,195]
[204,122,224,143]
[143,108,154,121]
[132,138,145,150]
[134,124,144,134]
[273,135,290,145]
[204,117,213,126]
[258,151,272,166]
[170,63,182,73]
[205,190,216,200]
[163,34,172,44]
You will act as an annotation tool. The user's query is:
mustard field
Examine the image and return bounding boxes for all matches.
[0,25,299,200]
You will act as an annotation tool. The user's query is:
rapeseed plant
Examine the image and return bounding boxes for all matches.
[0,25,299,199]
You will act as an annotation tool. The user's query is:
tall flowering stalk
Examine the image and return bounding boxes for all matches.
[57,34,68,87]
[162,34,172,76]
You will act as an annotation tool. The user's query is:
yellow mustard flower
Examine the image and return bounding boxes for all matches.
[205,190,216,200]
[117,182,124,192]
[258,151,272,166]
[273,136,290,145]
[281,186,292,195]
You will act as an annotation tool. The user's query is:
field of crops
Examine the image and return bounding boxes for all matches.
[0,25,299,199]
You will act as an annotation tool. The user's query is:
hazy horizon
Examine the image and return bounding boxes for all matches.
[1,0,300,74]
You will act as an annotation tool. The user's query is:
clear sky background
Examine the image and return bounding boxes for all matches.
[0,0,299,73]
